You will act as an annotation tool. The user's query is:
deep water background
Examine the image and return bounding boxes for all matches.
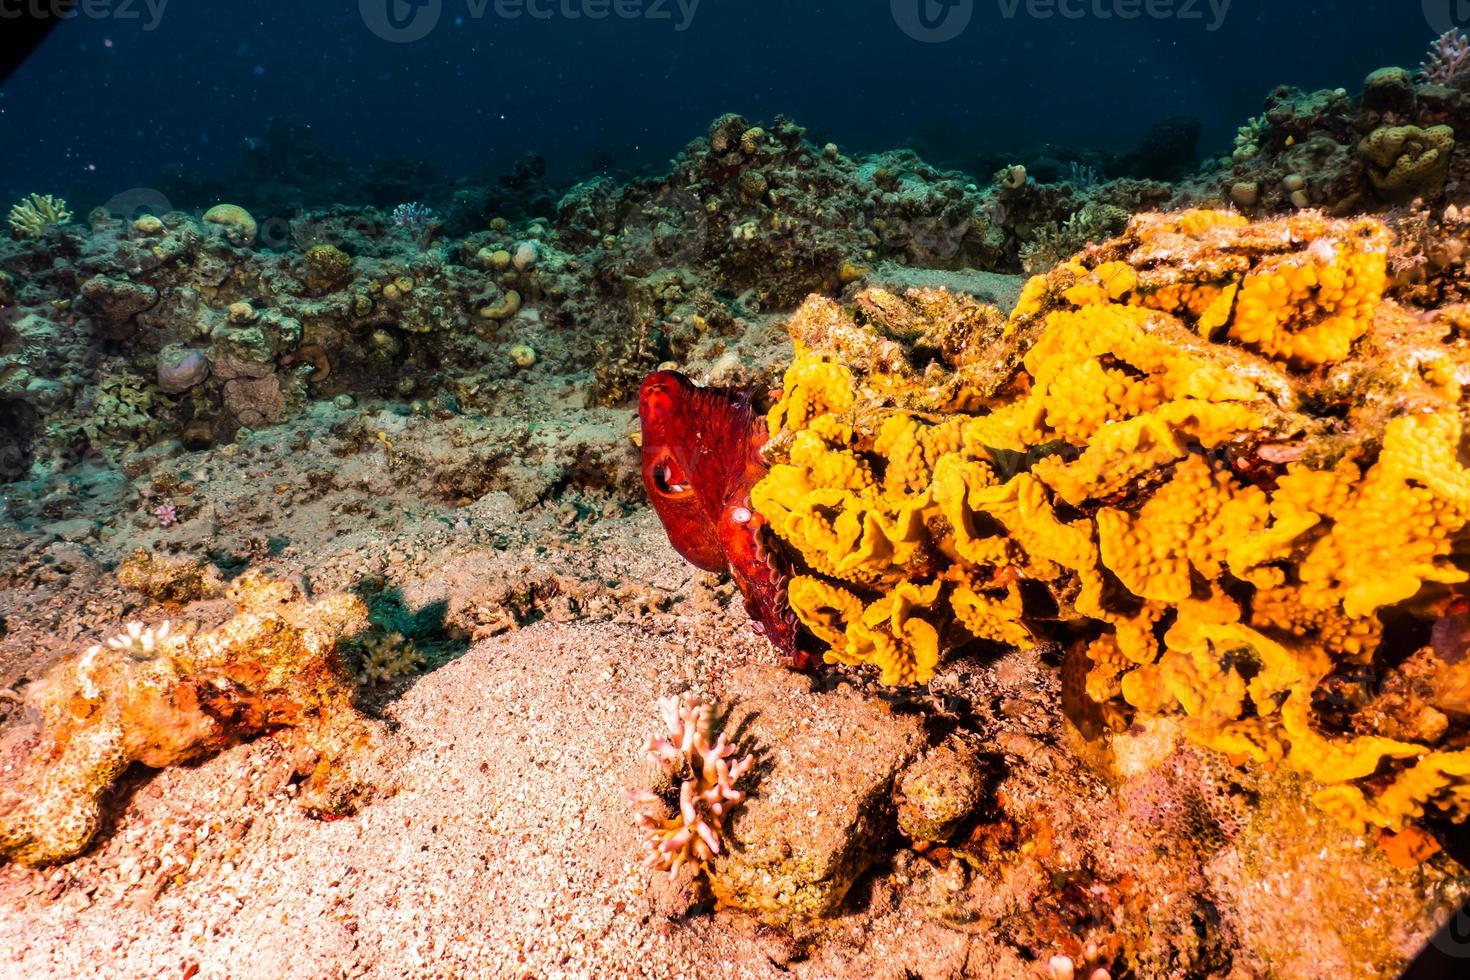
[0,0,1451,211]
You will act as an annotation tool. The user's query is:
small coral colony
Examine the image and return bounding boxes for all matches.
[8,21,1470,976]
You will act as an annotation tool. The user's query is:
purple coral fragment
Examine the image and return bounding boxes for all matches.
[1420,29,1470,85]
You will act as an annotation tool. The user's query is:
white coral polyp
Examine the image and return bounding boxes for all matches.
[104,620,174,660]
[629,693,754,879]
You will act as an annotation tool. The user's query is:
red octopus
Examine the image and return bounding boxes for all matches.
[637,371,810,669]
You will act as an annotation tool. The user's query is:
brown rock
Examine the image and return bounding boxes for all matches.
[223,374,286,427]
[707,665,927,921]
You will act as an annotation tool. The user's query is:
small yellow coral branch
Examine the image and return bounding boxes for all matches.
[7,193,72,238]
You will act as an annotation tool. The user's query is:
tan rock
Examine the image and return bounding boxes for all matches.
[706,665,927,921]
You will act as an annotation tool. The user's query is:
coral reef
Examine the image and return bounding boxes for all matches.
[0,107,1205,482]
[3,98,1470,966]
[0,573,386,866]
[7,194,71,239]
[626,692,752,880]
[201,204,258,247]
[1191,30,1470,217]
[756,209,1470,835]
[554,113,1168,400]
[1420,28,1470,86]
[1360,124,1457,204]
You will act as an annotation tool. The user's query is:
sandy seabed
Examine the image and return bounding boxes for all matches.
[0,383,1462,980]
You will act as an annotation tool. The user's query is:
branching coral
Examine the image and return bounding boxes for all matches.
[756,209,1470,834]
[7,193,72,238]
[352,630,426,686]
[1419,28,1470,86]
[102,620,176,660]
[626,693,753,880]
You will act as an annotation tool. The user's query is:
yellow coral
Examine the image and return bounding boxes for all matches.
[1358,124,1456,204]
[202,203,258,247]
[755,210,1470,833]
[788,575,864,648]
[768,355,854,432]
[1227,230,1388,366]
[837,581,944,687]
[7,193,72,238]
[949,574,1036,649]
[872,413,963,495]
[1177,208,1249,236]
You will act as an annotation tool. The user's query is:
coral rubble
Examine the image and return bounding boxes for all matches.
[0,573,386,866]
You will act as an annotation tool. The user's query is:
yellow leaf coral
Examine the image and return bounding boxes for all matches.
[837,580,945,687]
[767,356,854,433]
[755,210,1470,833]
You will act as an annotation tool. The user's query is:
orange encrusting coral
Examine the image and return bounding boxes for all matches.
[0,574,385,867]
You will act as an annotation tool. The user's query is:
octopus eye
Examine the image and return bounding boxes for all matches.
[652,460,689,495]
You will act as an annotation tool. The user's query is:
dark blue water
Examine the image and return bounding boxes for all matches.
[0,0,1445,209]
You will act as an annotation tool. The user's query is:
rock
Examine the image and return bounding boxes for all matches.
[707,665,927,921]
[1362,67,1416,116]
[861,261,1025,311]
[210,351,276,381]
[157,346,210,394]
[223,374,286,427]
[894,736,990,843]
[79,275,158,326]
[644,850,708,920]
[116,550,219,604]
[38,518,96,543]
[180,419,214,450]
[0,575,386,866]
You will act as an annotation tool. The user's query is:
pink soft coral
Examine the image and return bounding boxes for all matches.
[626,693,753,879]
